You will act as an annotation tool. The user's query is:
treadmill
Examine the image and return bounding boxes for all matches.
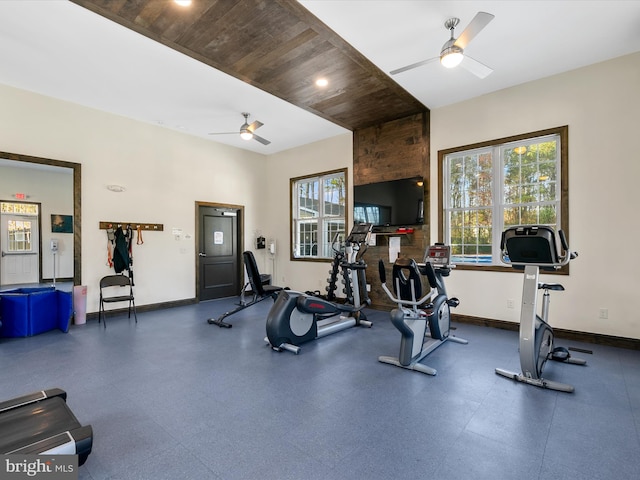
[0,388,93,465]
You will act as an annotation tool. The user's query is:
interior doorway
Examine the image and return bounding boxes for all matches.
[0,205,41,286]
[196,202,244,301]
[0,152,81,286]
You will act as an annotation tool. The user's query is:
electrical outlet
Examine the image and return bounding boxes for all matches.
[599,308,609,319]
[507,299,515,309]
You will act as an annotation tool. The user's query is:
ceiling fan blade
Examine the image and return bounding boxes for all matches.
[460,55,493,79]
[454,12,494,50]
[390,57,438,75]
[252,134,271,145]
[247,120,263,133]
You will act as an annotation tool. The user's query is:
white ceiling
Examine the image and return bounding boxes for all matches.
[1,1,639,155]
[303,0,640,109]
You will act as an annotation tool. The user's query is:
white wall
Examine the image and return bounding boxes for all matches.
[0,84,268,312]
[263,134,353,292]
[0,164,74,279]
[430,52,640,339]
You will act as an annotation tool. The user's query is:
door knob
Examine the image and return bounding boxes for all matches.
[198,252,207,257]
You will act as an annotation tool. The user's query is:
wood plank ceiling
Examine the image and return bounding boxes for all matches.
[70,0,427,131]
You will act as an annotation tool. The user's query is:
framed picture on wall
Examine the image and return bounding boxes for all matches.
[51,214,73,233]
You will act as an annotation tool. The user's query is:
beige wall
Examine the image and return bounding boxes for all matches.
[262,133,353,293]
[0,84,268,312]
[430,52,640,339]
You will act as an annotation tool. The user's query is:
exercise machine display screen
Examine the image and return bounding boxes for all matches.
[424,244,450,266]
[347,223,373,243]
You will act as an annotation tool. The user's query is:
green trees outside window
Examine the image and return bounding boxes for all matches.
[440,126,568,268]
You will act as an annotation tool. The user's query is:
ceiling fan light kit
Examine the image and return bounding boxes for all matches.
[440,44,464,68]
[209,112,271,145]
[391,11,494,77]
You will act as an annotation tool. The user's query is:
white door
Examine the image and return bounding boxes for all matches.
[0,213,39,285]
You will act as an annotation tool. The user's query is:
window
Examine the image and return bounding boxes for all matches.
[291,168,347,260]
[439,126,568,269]
[8,220,33,252]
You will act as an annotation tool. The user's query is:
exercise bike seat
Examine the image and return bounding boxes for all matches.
[539,282,565,291]
[392,258,424,302]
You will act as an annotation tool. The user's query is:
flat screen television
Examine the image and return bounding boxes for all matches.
[353,177,424,227]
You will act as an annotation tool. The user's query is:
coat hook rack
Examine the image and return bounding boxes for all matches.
[99,222,164,231]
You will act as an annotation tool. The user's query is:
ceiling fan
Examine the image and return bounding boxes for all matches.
[390,12,495,79]
[209,112,271,145]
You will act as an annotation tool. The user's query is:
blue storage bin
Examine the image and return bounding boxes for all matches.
[0,287,72,337]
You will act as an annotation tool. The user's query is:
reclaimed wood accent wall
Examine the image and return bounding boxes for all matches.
[353,111,431,310]
[353,111,429,185]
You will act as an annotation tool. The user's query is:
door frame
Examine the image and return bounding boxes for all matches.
[1,151,82,286]
[195,201,244,301]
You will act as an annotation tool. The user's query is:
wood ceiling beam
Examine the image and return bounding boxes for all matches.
[71,0,428,130]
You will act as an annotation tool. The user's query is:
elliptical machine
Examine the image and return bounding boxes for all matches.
[265,223,373,354]
[495,225,586,393]
[378,244,467,375]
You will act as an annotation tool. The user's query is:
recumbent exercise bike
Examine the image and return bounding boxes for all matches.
[378,244,467,375]
[495,225,586,393]
[265,223,373,354]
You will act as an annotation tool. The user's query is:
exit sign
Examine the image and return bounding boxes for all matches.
[14,193,26,200]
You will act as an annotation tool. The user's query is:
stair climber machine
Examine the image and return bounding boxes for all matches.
[378,244,467,375]
[495,225,586,393]
[265,223,373,354]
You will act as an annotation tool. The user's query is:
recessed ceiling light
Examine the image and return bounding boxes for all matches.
[174,0,192,6]
[315,78,329,87]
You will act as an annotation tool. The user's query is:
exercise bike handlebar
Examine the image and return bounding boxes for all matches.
[559,229,578,260]
[380,281,436,308]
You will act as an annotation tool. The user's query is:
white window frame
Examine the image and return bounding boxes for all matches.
[291,168,347,261]
[439,126,568,270]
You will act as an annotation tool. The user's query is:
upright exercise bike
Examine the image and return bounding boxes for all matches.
[265,223,373,354]
[378,244,467,375]
[495,225,586,393]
